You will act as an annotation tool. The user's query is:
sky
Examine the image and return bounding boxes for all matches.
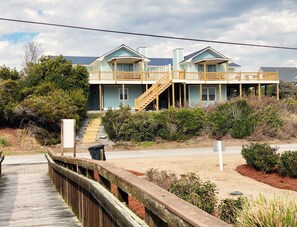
[0,0,297,71]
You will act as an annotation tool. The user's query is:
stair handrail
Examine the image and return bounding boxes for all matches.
[135,72,171,110]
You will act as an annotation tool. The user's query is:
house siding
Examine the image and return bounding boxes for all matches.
[188,85,227,107]
[103,84,143,110]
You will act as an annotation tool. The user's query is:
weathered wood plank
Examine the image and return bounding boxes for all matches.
[0,163,82,227]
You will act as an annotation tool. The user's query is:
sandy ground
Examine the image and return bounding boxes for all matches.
[109,154,297,201]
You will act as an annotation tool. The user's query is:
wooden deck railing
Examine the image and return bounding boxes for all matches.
[0,150,4,178]
[46,150,228,227]
[89,70,278,83]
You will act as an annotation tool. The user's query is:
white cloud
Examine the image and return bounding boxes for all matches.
[0,0,297,71]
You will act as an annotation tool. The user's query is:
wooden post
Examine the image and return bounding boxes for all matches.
[145,208,167,227]
[276,83,280,100]
[140,61,143,82]
[146,84,148,91]
[179,84,182,109]
[200,84,202,108]
[258,83,261,100]
[172,83,175,108]
[156,86,159,112]
[122,83,125,106]
[204,62,207,82]
[99,84,103,112]
[183,83,187,106]
[60,120,64,156]
[219,84,222,102]
[167,88,170,109]
[239,84,242,98]
[114,61,117,82]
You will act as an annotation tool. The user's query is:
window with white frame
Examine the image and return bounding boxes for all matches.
[119,88,128,101]
[202,87,216,101]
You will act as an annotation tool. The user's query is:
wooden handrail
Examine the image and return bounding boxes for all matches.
[135,72,171,110]
[0,150,4,178]
[46,149,229,227]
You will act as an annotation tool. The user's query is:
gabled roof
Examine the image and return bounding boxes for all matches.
[229,62,241,67]
[260,67,297,82]
[60,56,98,65]
[182,46,229,63]
[148,58,172,66]
[94,44,150,63]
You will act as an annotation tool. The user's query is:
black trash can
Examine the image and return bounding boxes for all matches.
[88,145,106,161]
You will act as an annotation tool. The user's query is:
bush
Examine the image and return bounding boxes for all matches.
[145,168,177,190]
[0,136,11,147]
[101,105,132,141]
[237,194,297,227]
[241,143,279,173]
[208,100,256,139]
[218,197,244,224]
[157,108,205,140]
[169,173,218,214]
[126,112,158,142]
[279,151,297,178]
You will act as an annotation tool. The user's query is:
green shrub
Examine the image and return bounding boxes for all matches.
[279,151,297,178]
[169,173,218,214]
[237,194,297,227]
[0,136,11,147]
[126,112,158,142]
[241,143,279,173]
[208,100,256,139]
[157,108,205,140]
[101,105,132,141]
[218,197,244,224]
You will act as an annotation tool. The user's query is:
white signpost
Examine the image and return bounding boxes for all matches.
[61,119,76,157]
[213,140,225,171]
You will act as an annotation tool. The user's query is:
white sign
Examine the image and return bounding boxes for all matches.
[61,119,76,148]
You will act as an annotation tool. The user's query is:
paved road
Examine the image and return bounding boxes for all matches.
[3,143,297,165]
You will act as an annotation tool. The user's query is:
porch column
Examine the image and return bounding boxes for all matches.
[203,63,207,82]
[172,83,175,108]
[168,88,170,109]
[146,84,148,91]
[114,61,117,82]
[179,84,182,109]
[276,83,280,100]
[122,83,125,106]
[140,60,143,81]
[99,84,103,112]
[183,83,187,106]
[226,61,229,80]
[239,84,242,98]
[258,83,261,100]
[200,84,203,108]
[219,84,222,102]
[156,94,159,111]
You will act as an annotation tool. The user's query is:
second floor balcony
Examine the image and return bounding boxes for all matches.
[89,70,278,84]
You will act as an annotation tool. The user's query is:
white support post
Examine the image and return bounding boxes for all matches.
[218,141,224,171]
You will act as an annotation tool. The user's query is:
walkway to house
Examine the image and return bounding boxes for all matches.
[0,163,81,227]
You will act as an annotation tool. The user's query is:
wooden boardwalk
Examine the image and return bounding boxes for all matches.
[0,163,82,227]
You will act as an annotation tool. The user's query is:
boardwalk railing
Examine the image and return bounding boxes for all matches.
[46,150,228,227]
[0,150,4,178]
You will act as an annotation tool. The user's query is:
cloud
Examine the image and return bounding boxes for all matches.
[0,0,296,71]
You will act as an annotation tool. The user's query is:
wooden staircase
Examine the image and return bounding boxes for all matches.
[135,72,172,111]
[81,118,101,144]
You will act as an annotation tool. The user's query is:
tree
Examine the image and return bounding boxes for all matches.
[267,81,297,99]
[23,41,43,65]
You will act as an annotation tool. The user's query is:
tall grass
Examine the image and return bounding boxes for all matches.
[237,194,297,226]
[0,136,10,147]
